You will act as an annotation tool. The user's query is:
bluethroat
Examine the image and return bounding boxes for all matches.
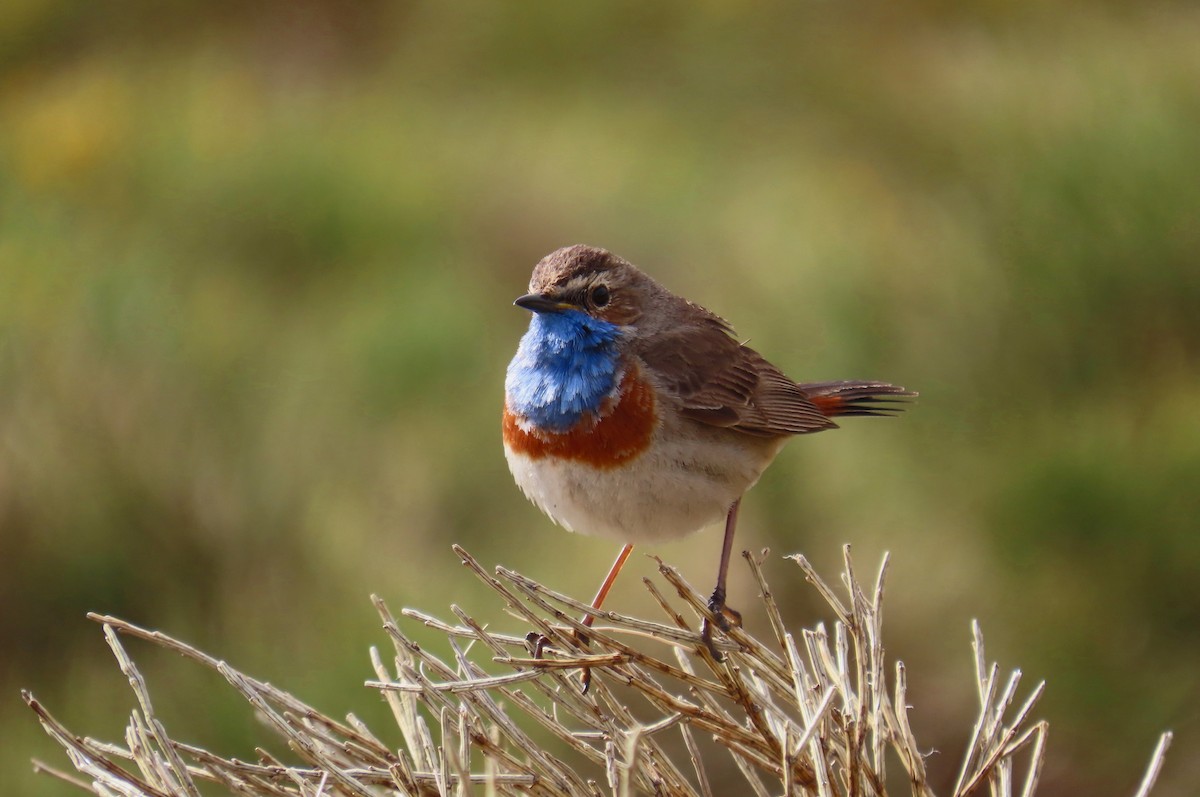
[503,244,914,665]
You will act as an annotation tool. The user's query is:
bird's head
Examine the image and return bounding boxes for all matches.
[515,245,649,328]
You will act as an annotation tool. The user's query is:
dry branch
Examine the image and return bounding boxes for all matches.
[26,546,1172,796]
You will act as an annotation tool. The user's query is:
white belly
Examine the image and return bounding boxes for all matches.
[504,426,785,543]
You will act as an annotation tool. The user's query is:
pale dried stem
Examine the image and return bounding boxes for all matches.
[26,548,1169,797]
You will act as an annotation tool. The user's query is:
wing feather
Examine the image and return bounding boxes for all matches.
[636,314,835,438]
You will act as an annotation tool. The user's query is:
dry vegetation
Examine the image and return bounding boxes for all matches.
[26,546,1171,796]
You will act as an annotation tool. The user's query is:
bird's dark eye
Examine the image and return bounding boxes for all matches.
[590,284,610,308]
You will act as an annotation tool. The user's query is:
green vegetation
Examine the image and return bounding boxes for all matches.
[3,2,1198,794]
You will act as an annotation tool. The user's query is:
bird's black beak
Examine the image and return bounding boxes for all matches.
[514,293,573,313]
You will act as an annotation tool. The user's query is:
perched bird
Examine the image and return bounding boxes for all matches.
[503,244,913,661]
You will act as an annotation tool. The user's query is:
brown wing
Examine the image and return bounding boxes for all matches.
[636,313,835,438]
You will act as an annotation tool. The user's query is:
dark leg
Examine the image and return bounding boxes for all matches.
[701,499,743,659]
[574,543,634,694]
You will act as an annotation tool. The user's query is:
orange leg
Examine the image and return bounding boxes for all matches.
[573,543,634,694]
[581,543,635,628]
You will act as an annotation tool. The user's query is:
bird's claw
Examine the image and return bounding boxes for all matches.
[527,630,595,693]
[700,587,742,660]
[525,632,552,658]
[571,626,595,694]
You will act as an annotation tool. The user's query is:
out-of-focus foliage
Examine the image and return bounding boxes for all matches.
[3,2,1197,795]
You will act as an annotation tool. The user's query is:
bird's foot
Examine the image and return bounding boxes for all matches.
[525,631,552,659]
[527,630,596,694]
[570,626,596,694]
[700,586,742,660]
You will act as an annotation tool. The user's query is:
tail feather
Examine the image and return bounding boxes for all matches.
[800,381,916,419]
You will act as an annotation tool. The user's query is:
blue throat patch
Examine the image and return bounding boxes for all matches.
[506,309,623,433]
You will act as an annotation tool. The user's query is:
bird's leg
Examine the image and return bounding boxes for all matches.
[567,543,633,693]
[579,543,634,639]
[701,499,743,659]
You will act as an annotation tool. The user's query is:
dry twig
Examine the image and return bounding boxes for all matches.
[26,546,1170,796]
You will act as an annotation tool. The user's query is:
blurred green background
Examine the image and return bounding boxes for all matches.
[3,1,1198,794]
